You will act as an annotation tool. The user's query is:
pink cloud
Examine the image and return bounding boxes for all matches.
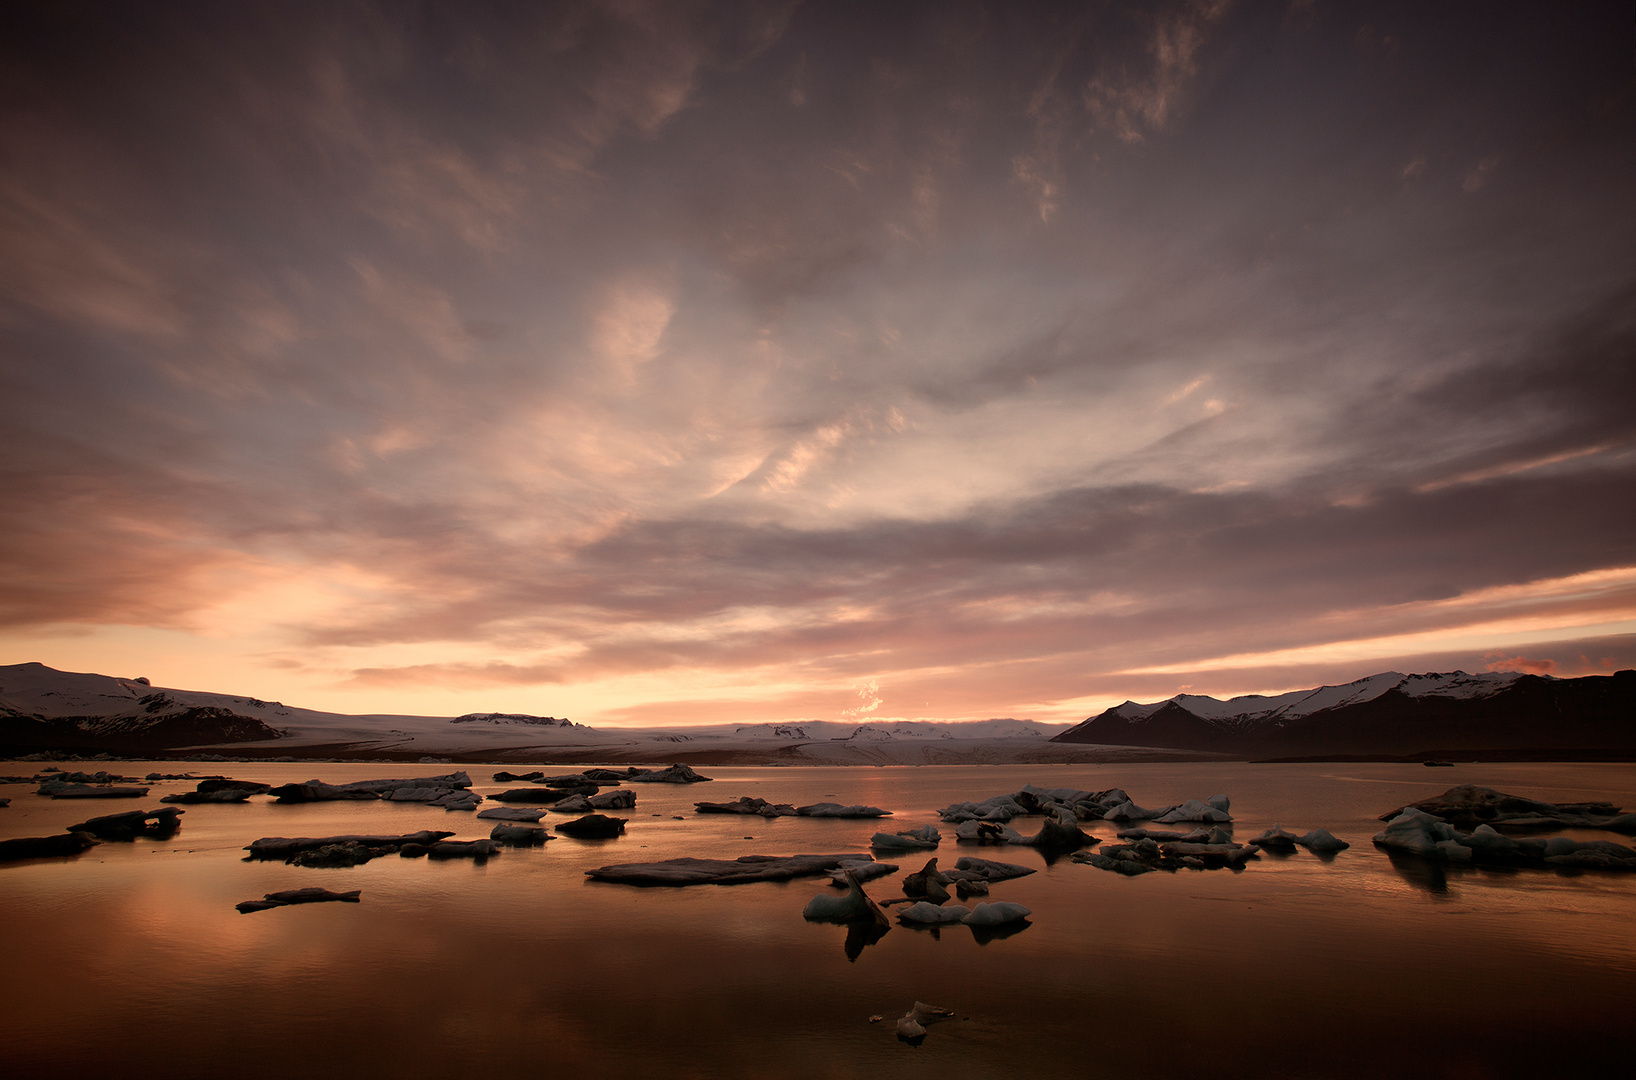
[1483,653,1558,676]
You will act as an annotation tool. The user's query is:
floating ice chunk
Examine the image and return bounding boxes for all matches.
[550,795,593,814]
[1117,827,1211,842]
[425,839,500,859]
[804,869,890,923]
[904,857,951,902]
[1372,808,1461,857]
[827,859,898,887]
[1103,800,1169,821]
[554,814,627,838]
[588,853,867,884]
[954,820,1024,844]
[695,796,796,816]
[897,902,970,924]
[626,764,713,783]
[1153,799,1232,824]
[1295,829,1349,853]
[1543,839,1636,868]
[948,857,1035,882]
[1016,813,1094,850]
[588,789,636,810]
[937,796,1025,822]
[1160,841,1257,866]
[961,901,1031,926]
[1206,794,1231,813]
[1459,824,1535,860]
[870,825,940,851]
[1021,785,1096,804]
[896,1001,954,1043]
[477,806,545,822]
[236,887,360,913]
[1248,825,1301,853]
[489,823,550,845]
[1435,838,1473,862]
[798,802,892,818]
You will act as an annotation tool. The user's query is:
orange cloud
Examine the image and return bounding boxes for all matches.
[1483,653,1557,676]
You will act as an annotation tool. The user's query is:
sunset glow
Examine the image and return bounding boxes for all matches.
[2,2,1631,724]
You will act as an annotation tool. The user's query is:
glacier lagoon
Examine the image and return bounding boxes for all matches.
[3,760,1634,1078]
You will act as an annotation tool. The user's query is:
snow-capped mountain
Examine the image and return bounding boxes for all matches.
[0,661,289,752]
[451,712,580,728]
[0,662,611,757]
[0,663,1069,761]
[1052,669,1636,758]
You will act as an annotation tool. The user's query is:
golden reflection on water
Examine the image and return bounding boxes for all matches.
[2,761,1634,1078]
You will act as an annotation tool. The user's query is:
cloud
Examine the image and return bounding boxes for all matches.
[1483,653,1556,676]
[1083,0,1233,143]
[1,2,1632,723]
[841,678,883,717]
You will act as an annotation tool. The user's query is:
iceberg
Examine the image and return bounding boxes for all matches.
[961,901,1030,926]
[896,902,969,925]
[802,869,890,925]
[870,825,940,851]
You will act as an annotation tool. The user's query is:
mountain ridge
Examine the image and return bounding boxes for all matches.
[1052,669,1636,758]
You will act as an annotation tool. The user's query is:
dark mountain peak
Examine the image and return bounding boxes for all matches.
[1053,669,1636,759]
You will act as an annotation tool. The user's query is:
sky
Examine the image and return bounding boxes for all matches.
[2,0,1633,727]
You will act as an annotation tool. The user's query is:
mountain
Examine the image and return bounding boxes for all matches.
[0,663,1092,764]
[0,661,288,754]
[1051,669,1636,759]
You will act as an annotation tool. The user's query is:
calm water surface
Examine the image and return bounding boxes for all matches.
[3,760,1633,1078]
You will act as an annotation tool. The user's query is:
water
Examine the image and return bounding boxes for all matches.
[3,760,1633,1078]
